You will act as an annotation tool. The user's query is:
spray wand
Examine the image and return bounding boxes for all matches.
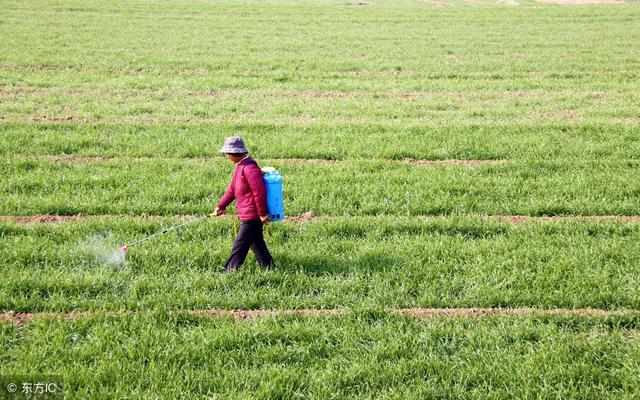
[119,214,215,254]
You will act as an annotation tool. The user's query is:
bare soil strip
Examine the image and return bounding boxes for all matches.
[420,0,450,7]
[2,307,638,324]
[2,214,640,225]
[32,155,506,167]
[0,215,102,223]
[9,115,638,126]
[406,159,504,166]
[3,87,467,100]
[497,215,640,224]
[0,64,415,78]
[46,156,343,165]
[537,0,624,3]
[1,86,626,100]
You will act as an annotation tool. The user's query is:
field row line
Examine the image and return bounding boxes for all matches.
[5,63,635,78]
[3,307,639,324]
[0,87,468,99]
[7,155,507,166]
[26,155,640,166]
[2,86,629,100]
[2,214,640,225]
[6,115,639,126]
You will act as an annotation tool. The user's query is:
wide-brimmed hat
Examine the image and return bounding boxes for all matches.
[219,136,248,154]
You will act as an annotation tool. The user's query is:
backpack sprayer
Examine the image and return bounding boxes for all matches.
[119,167,284,255]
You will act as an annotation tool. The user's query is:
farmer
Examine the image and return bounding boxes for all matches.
[214,137,274,272]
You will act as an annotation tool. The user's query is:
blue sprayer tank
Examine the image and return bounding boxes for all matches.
[261,167,284,222]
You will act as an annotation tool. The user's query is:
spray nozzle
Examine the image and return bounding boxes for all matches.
[119,246,128,254]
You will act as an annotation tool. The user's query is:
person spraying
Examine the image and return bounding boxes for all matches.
[214,137,275,272]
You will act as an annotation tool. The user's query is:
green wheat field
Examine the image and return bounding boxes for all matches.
[1,0,640,398]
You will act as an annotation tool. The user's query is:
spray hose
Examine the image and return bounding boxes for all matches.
[119,212,271,255]
[119,214,212,254]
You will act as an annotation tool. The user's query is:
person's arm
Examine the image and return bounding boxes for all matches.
[244,163,269,220]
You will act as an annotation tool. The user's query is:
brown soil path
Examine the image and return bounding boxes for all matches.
[2,214,640,225]
[39,155,505,166]
[537,0,624,3]
[2,307,637,324]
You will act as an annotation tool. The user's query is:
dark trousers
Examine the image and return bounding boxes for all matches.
[224,220,274,270]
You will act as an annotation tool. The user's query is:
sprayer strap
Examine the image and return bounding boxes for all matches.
[240,159,257,179]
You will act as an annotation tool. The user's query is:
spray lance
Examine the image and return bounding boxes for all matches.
[119,214,216,254]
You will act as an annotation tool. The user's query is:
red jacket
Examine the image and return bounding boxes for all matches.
[217,156,268,221]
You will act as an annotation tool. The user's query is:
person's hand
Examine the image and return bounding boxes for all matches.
[214,207,226,216]
[260,214,271,225]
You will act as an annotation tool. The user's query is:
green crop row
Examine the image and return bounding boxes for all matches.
[1,122,639,161]
[2,0,639,397]
[1,87,637,126]
[2,312,640,399]
[1,0,638,80]
[2,0,639,129]
[4,66,638,92]
[2,157,639,216]
[2,217,640,311]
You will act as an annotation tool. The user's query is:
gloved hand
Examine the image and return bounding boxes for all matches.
[211,207,225,220]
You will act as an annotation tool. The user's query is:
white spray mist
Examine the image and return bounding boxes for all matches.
[77,234,127,267]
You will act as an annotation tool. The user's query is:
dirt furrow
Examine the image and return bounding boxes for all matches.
[2,213,640,225]
[27,155,506,166]
[2,307,637,324]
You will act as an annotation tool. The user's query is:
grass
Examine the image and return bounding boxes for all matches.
[2,0,640,397]
[2,217,640,311]
[2,312,640,399]
[1,123,639,160]
[1,158,639,216]
[1,87,638,125]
